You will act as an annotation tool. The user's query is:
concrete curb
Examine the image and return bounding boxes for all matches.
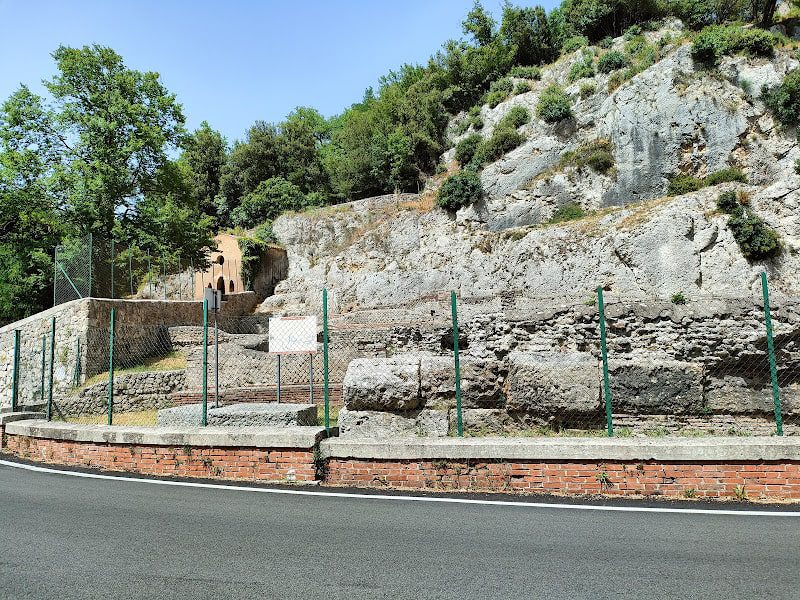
[5,420,327,449]
[320,436,800,462]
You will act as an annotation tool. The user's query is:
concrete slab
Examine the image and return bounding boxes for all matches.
[156,402,317,428]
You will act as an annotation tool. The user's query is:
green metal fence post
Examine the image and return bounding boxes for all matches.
[11,330,20,411]
[761,272,783,436]
[110,239,115,299]
[73,338,82,387]
[322,288,330,434]
[40,335,46,412]
[88,232,93,298]
[451,291,463,437]
[202,298,208,426]
[107,309,116,425]
[47,317,55,421]
[597,287,614,437]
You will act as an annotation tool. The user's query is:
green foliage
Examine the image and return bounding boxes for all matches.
[537,85,573,123]
[671,291,687,305]
[463,1,496,46]
[568,60,596,82]
[485,89,511,107]
[705,167,747,185]
[579,82,597,97]
[489,77,514,93]
[471,126,525,167]
[716,190,741,213]
[598,36,614,49]
[455,133,483,166]
[728,211,781,260]
[691,25,776,66]
[237,222,276,289]
[498,4,560,66]
[597,50,629,73]
[562,35,590,53]
[436,170,483,210]
[497,106,531,129]
[558,139,615,173]
[509,65,542,79]
[762,69,800,128]
[181,121,227,218]
[230,177,310,228]
[548,202,586,223]
[514,81,532,94]
[624,24,643,39]
[669,0,756,30]
[560,0,664,41]
[667,174,704,196]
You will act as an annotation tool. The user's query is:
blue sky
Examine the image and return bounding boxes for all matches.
[0,0,559,144]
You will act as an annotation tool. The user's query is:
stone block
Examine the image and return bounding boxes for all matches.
[420,355,504,410]
[342,356,421,411]
[157,402,317,427]
[608,356,704,414]
[337,407,449,438]
[504,351,600,415]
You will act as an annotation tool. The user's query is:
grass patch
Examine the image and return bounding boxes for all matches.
[81,351,186,388]
[61,409,159,427]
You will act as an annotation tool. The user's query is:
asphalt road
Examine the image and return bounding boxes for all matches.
[1,461,799,600]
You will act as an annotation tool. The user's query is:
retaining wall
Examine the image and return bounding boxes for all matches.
[2,420,800,501]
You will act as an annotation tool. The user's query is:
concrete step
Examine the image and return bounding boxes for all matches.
[0,411,46,425]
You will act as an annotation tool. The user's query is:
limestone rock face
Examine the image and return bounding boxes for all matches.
[504,351,601,415]
[608,357,704,414]
[342,356,421,411]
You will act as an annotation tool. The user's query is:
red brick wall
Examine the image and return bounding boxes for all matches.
[3,434,316,482]
[324,458,800,500]
[171,384,342,407]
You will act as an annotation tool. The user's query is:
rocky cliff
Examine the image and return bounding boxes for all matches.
[262,20,800,315]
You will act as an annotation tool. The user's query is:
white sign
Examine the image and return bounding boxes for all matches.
[268,316,318,354]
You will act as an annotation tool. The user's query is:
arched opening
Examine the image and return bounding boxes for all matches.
[229,280,235,293]
[216,276,225,294]
[206,283,212,288]
[216,255,225,265]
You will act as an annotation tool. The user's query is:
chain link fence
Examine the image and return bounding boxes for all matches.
[53,234,198,307]
[4,274,798,437]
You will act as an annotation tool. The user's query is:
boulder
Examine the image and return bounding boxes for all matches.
[337,407,449,438]
[504,351,600,415]
[420,355,504,410]
[342,356,421,411]
[608,357,704,414]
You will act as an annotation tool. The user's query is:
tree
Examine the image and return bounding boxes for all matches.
[463,1,496,46]
[278,107,330,194]
[230,177,310,229]
[182,121,227,218]
[499,5,560,66]
[43,45,186,236]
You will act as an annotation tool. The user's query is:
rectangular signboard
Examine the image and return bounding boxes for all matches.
[268,316,317,354]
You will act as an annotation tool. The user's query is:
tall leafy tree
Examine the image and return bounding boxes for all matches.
[182,121,227,218]
[463,1,497,46]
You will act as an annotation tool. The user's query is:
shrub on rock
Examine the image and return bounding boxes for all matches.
[437,170,484,210]
[597,50,628,73]
[537,85,573,123]
[455,134,483,166]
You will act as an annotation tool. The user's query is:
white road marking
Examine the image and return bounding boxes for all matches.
[1,458,798,516]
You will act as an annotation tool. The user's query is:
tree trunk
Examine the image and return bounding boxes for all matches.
[762,0,778,27]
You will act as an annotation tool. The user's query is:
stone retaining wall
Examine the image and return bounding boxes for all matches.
[171,384,343,407]
[57,370,186,418]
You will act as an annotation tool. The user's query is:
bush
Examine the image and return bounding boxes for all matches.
[608,70,626,92]
[597,50,628,73]
[559,139,614,173]
[437,170,483,210]
[497,106,530,130]
[563,35,589,53]
[509,65,542,80]
[568,60,595,82]
[579,82,597,98]
[472,126,525,166]
[230,177,308,228]
[705,167,747,186]
[454,134,483,166]
[514,81,532,94]
[716,190,741,214]
[671,291,687,305]
[598,36,614,49]
[537,85,573,123]
[667,174,704,196]
[489,77,514,94]
[728,212,781,260]
[624,24,643,40]
[485,89,510,108]
[548,202,585,224]
[691,25,776,67]
[762,69,800,129]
